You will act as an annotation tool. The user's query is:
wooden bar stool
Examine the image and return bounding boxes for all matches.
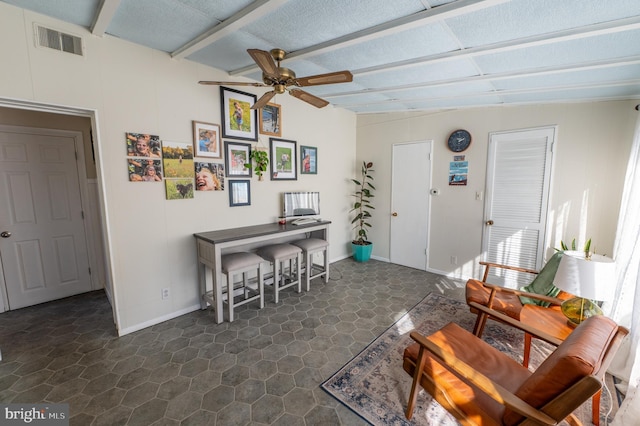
[257,243,302,304]
[291,238,329,291]
[221,252,265,322]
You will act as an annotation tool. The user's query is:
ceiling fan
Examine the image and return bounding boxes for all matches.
[199,48,353,109]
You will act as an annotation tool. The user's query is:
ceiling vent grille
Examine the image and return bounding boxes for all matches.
[34,24,83,56]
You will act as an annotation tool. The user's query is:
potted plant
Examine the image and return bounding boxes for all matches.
[351,161,375,262]
[245,149,269,180]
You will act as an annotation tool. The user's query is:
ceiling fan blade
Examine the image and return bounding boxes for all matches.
[198,81,266,87]
[251,91,276,110]
[289,89,330,108]
[295,70,353,87]
[247,49,279,79]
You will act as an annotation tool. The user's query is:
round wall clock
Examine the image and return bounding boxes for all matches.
[447,129,472,152]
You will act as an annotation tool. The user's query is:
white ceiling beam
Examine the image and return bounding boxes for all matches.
[230,0,509,76]
[171,0,291,60]
[334,79,640,108]
[323,56,640,98]
[352,16,640,77]
[90,0,121,36]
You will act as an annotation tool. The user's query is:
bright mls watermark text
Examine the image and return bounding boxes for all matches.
[1,404,68,425]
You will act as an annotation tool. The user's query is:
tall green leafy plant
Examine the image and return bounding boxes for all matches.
[351,161,375,245]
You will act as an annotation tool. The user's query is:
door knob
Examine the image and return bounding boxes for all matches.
[1,231,11,238]
[392,212,398,217]
[485,220,494,226]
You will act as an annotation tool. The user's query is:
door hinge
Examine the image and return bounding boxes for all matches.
[75,151,78,160]
[81,210,85,219]
[88,267,92,275]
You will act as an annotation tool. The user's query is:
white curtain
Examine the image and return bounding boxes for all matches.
[609,106,640,424]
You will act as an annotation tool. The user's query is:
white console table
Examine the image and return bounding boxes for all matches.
[194,220,331,323]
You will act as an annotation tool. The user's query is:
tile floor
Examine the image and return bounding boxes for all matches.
[0,259,465,425]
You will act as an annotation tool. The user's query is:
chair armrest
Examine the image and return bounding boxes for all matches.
[479,261,538,282]
[481,282,566,307]
[469,301,563,347]
[409,330,557,425]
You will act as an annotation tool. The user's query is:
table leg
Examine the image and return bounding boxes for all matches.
[198,262,207,310]
[213,248,223,324]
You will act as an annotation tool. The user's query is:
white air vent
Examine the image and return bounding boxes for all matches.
[34,24,83,56]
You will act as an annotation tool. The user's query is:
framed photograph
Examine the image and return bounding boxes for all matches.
[270,138,297,181]
[224,141,252,177]
[193,121,221,158]
[259,102,282,136]
[228,180,251,207]
[300,146,317,175]
[220,86,258,141]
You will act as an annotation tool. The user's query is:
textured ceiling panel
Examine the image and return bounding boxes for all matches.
[492,64,640,91]
[501,84,640,103]
[243,0,427,52]
[186,32,272,71]
[446,0,640,48]
[108,0,233,52]
[309,23,459,71]
[328,93,392,105]
[474,29,640,74]
[2,0,99,26]
[405,94,504,108]
[382,81,497,100]
[355,58,479,89]
[3,0,639,113]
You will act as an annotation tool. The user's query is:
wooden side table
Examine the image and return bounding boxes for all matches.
[520,304,601,426]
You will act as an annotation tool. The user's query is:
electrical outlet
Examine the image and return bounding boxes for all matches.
[162,288,170,300]
[450,256,457,265]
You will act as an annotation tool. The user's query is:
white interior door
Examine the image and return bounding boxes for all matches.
[390,141,432,270]
[483,127,556,288]
[0,127,91,309]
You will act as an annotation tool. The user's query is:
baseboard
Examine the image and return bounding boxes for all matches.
[118,304,201,336]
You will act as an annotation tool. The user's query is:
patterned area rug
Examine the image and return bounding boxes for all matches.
[321,293,616,425]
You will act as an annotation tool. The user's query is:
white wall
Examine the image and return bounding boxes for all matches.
[357,102,637,279]
[0,3,356,334]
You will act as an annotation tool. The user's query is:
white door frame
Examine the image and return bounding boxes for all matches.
[389,140,433,270]
[0,124,93,310]
[482,126,556,285]
[0,97,119,330]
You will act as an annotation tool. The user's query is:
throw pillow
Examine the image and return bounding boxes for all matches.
[519,251,563,307]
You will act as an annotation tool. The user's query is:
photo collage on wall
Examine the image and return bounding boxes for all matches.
[193,120,225,193]
[162,141,195,200]
[126,132,163,182]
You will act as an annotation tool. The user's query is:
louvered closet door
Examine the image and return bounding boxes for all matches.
[482,127,556,288]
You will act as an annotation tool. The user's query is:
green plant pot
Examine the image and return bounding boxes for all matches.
[352,242,373,262]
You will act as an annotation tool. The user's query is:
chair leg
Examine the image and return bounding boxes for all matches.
[592,389,601,426]
[406,346,428,420]
[258,264,264,309]
[296,253,301,293]
[473,312,488,337]
[523,333,532,368]
[227,273,234,322]
[304,252,311,291]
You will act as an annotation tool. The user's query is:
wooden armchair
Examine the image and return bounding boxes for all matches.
[467,259,573,333]
[402,313,628,426]
[465,260,614,425]
[466,260,574,365]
